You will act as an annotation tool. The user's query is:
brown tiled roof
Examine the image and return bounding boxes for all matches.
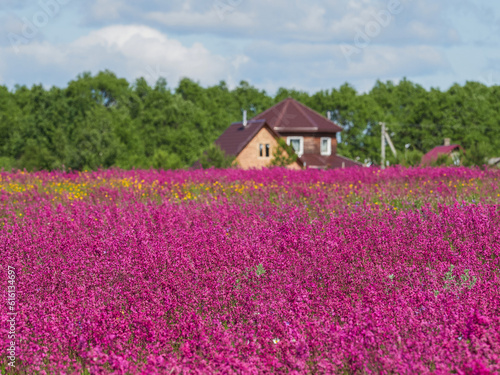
[215,120,276,157]
[300,154,362,169]
[252,97,343,133]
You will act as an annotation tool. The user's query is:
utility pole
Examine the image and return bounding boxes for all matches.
[384,132,397,158]
[380,122,386,169]
[380,122,397,169]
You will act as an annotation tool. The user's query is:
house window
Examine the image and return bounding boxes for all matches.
[320,137,331,156]
[259,144,271,158]
[287,136,304,156]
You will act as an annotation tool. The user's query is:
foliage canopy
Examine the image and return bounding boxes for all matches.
[1,71,499,170]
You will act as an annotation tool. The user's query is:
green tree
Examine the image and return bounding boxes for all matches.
[1,71,500,171]
[461,142,491,168]
[270,139,298,167]
[199,144,235,169]
[397,149,424,167]
[152,149,184,170]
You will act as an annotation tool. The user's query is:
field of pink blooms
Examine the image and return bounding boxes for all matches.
[1,167,500,374]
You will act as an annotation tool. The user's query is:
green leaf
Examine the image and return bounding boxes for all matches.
[256,263,266,277]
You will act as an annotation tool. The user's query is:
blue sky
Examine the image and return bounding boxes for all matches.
[1,0,499,94]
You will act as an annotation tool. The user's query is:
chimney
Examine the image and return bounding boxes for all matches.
[327,111,332,121]
[243,110,247,127]
[444,138,451,146]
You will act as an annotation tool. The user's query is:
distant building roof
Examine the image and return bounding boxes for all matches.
[422,144,465,164]
[301,154,362,169]
[252,97,343,133]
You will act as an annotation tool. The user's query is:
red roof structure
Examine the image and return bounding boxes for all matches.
[422,144,465,165]
[252,97,343,133]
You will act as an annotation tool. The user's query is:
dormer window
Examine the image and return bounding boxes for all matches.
[320,137,331,156]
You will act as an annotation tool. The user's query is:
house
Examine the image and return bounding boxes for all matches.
[214,97,362,169]
[422,138,465,165]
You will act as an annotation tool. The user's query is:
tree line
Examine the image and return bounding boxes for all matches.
[0,70,498,171]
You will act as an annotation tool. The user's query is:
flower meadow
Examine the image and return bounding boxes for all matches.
[1,167,500,374]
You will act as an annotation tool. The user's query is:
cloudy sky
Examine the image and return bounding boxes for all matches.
[1,0,499,94]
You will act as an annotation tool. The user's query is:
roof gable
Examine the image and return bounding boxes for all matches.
[214,119,304,167]
[252,97,343,133]
[215,120,277,157]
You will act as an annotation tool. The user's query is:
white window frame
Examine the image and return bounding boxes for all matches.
[287,136,304,157]
[320,137,332,156]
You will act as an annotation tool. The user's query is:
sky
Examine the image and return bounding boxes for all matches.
[1,0,500,94]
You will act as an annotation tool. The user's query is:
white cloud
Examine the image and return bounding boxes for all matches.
[0,24,249,88]
[71,0,466,46]
[0,23,451,94]
[89,0,128,20]
[240,41,450,93]
[145,9,255,30]
[0,0,498,93]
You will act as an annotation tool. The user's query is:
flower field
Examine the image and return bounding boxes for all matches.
[1,167,500,374]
